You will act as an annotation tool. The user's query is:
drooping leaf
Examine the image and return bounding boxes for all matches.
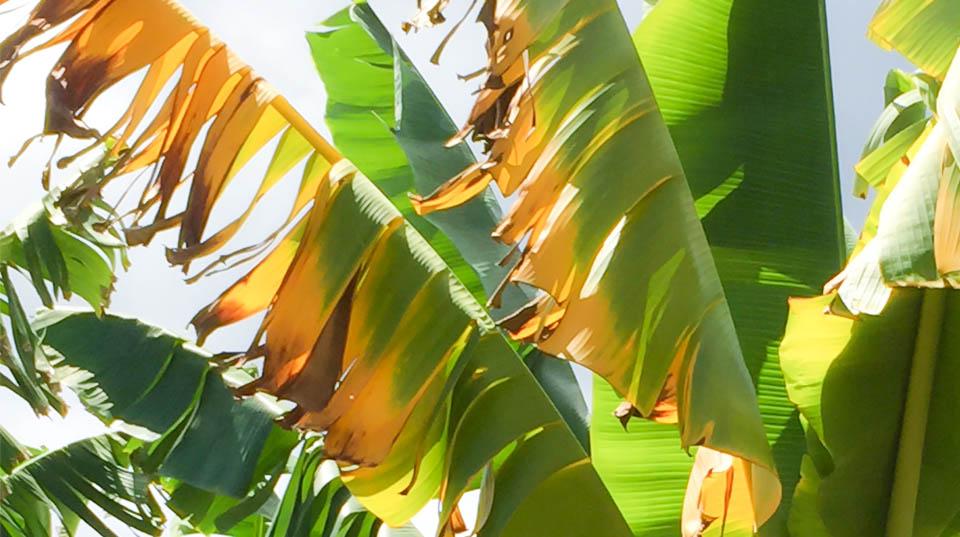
[197,163,631,535]
[0,0,343,268]
[0,1,632,533]
[308,2,588,451]
[585,0,846,534]
[409,0,780,532]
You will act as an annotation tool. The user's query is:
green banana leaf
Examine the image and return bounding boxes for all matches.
[869,0,960,80]
[266,437,423,537]
[307,2,588,451]
[852,69,936,197]
[0,186,125,415]
[0,425,52,537]
[1,266,63,416]
[781,290,960,537]
[307,4,504,303]
[830,47,960,316]
[408,1,781,533]
[0,433,161,537]
[778,11,960,536]
[32,311,409,537]
[35,310,297,498]
[588,0,845,534]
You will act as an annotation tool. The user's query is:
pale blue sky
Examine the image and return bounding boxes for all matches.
[0,1,918,534]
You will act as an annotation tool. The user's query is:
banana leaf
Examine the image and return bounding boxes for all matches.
[35,310,295,498]
[830,48,960,314]
[0,433,161,537]
[307,1,588,451]
[409,0,781,533]
[779,15,960,537]
[0,184,125,415]
[307,3,504,304]
[780,290,960,536]
[586,0,846,534]
[0,1,632,533]
[869,0,960,80]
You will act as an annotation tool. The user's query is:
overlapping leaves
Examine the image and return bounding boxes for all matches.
[308,2,588,451]
[0,432,162,537]
[0,178,125,415]
[779,9,960,536]
[409,0,779,533]
[588,0,846,535]
[830,46,960,315]
[0,0,631,533]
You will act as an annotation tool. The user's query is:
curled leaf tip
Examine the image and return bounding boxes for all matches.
[613,401,639,430]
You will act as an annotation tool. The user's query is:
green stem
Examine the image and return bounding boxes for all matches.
[886,289,947,537]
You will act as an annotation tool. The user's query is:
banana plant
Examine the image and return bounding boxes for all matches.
[307,1,590,452]
[780,3,960,535]
[410,0,780,533]
[0,0,640,534]
[0,0,829,534]
[32,309,418,537]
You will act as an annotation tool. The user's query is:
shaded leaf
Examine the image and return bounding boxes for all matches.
[36,310,293,498]
[0,434,161,537]
[781,290,960,537]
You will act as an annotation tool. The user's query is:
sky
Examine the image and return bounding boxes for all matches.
[0,0,917,534]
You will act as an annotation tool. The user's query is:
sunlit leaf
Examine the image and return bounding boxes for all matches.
[0,0,632,533]
[869,0,960,80]
[584,1,846,534]
[307,4,502,303]
[409,0,782,532]
[308,2,587,451]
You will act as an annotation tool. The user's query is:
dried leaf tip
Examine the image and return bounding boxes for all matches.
[402,0,450,32]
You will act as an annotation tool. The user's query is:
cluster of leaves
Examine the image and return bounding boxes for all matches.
[1,0,957,536]
[0,151,128,412]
